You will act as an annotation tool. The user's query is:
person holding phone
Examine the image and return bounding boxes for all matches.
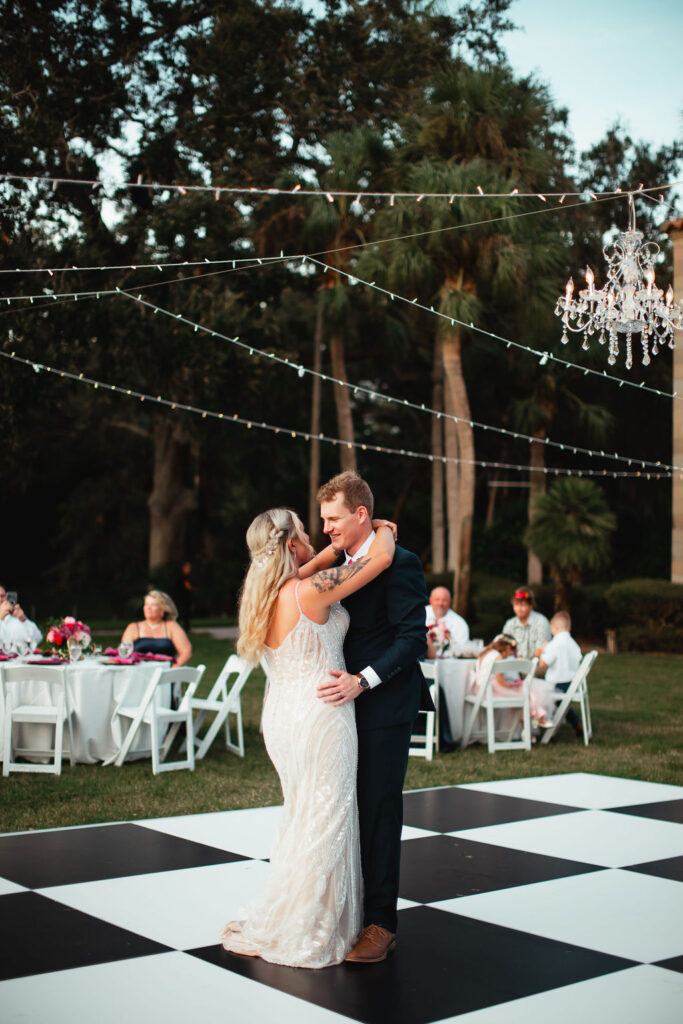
[0,584,42,653]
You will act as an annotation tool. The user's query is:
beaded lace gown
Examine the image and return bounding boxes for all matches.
[221,585,362,968]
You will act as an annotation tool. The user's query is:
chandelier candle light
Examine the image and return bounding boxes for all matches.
[555,195,682,368]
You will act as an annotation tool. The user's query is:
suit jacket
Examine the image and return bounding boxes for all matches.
[339,545,432,731]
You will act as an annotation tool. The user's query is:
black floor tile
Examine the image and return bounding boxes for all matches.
[0,823,245,888]
[655,954,683,974]
[625,855,683,883]
[403,787,579,833]
[611,799,683,826]
[0,891,169,980]
[189,905,635,1024]
[399,834,601,903]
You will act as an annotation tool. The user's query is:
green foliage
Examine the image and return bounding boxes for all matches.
[524,478,617,581]
[0,0,679,619]
[605,578,683,652]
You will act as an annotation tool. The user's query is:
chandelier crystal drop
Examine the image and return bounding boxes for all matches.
[554,195,682,369]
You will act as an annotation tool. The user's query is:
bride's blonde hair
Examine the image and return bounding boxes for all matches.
[237,508,309,663]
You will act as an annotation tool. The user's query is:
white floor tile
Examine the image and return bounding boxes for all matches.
[0,876,25,896]
[450,809,683,867]
[440,965,683,1024]
[0,952,360,1024]
[39,859,272,950]
[396,897,421,911]
[460,772,683,809]
[137,805,283,859]
[401,825,440,841]
[434,868,683,963]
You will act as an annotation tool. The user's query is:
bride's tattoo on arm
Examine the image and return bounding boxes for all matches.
[310,556,371,593]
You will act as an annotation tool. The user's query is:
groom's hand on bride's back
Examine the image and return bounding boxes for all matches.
[317,669,363,706]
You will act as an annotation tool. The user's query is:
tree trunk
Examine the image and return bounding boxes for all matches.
[308,293,325,545]
[485,471,498,528]
[444,387,460,573]
[431,332,446,572]
[328,329,356,472]
[441,322,475,617]
[148,419,197,571]
[527,431,546,584]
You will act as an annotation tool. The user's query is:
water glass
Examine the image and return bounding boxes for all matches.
[118,641,133,659]
[67,639,83,662]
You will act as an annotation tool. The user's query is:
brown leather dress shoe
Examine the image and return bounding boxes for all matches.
[345,924,397,963]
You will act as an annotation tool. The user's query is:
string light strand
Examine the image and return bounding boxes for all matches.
[6,170,680,201]
[0,348,673,481]
[116,290,681,472]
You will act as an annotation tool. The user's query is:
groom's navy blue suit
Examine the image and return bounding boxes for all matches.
[339,545,431,933]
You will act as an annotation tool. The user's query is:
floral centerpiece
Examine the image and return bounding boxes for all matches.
[428,620,452,658]
[47,616,93,658]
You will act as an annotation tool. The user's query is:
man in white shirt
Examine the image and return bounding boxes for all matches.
[425,586,469,655]
[537,611,582,736]
[0,584,42,652]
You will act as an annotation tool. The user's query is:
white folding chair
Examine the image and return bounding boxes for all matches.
[114,664,205,773]
[1,664,74,776]
[461,657,539,753]
[540,650,598,746]
[187,654,253,759]
[410,662,439,760]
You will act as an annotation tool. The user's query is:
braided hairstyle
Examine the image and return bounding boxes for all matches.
[237,508,310,663]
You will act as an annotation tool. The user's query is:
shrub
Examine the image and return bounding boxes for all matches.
[605,579,683,652]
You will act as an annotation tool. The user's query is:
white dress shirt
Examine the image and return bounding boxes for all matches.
[425,606,469,643]
[0,612,42,651]
[541,630,582,685]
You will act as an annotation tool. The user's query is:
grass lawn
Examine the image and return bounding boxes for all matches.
[1,634,681,834]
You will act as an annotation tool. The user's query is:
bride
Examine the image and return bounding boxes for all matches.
[221,507,395,968]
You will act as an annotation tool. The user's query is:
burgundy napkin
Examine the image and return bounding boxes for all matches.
[0,653,18,661]
[27,656,64,665]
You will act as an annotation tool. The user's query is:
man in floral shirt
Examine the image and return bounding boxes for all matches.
[502,587,550,659]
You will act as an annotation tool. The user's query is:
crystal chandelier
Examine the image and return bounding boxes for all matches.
[555,195,682,368]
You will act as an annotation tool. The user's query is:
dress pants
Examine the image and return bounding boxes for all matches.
[356,720,413,934]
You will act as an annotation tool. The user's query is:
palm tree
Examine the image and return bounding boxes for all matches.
[524,477,616,610]
[511,373,613,583]
[365,61,569,613]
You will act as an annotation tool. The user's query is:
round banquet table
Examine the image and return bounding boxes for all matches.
[0,659,171,765]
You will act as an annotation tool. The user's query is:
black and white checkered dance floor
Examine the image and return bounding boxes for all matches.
[1,772,682,1022]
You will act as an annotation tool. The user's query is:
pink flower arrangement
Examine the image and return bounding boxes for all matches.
[428,620,452,657]
[47,616,92,656]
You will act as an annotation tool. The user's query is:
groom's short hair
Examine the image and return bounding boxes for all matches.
[317,471,374,518]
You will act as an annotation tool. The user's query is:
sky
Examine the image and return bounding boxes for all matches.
[496,0,682,157]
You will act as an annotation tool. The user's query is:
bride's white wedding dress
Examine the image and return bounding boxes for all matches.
[221,584,362,968]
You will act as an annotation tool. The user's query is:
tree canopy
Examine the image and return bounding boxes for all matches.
[0,0,679,619]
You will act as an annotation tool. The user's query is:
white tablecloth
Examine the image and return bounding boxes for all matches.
[0,660,170,764]
[422,658,477,743]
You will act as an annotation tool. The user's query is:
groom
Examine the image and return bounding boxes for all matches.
[316,471,431,963]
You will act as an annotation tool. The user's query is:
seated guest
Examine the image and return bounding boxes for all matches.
[468,633,551,727]
[0,584,42,651]
[120,589,192,666]
[426,585,469,657]
[537,611,583,737]
[502,586,550,659]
